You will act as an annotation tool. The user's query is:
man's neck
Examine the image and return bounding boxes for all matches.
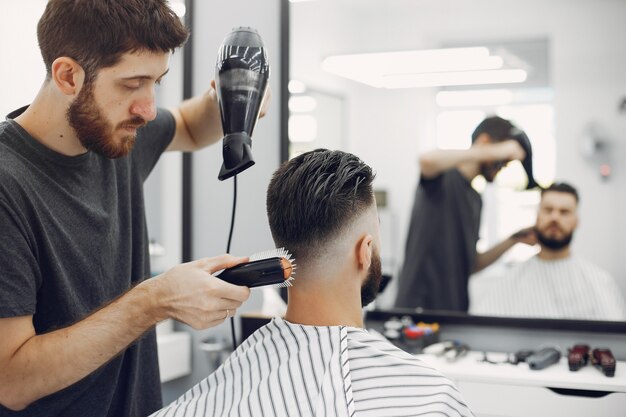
[457,160,481,181]
[283,275,364,328]
[13,86,86,157]
[537,246,571,260]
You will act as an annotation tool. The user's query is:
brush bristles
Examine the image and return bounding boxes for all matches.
[250,247,293,262]
[249,247,297,288]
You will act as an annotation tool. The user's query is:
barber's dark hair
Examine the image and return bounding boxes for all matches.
[266,149,376,261]
[37,0,189,83]
[471,116,515,143]
[542,181,579,203]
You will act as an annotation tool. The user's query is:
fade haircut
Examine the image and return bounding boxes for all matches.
[542,181,579,203]
[471,116,515,143]
[267,149,376,262]
[37,0,189,83]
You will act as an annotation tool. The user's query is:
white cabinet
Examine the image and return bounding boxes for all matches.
[157,320,191,383]
[416,352,626,417]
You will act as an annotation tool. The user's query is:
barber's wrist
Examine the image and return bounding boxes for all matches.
[135,277,170,325]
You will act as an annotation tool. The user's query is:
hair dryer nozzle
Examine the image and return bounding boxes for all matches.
[218,133,256,181]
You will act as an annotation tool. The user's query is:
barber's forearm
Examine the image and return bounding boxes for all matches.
[473,238,515,273]
[419,148,485,178]
[0,280,164,411]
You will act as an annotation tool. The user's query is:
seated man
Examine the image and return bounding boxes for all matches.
[470,182,626,320]
[153,149,473,417]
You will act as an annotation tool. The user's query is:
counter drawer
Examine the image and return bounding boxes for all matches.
[456,380,626,417]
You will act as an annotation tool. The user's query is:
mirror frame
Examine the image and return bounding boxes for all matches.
[280,0,626,334]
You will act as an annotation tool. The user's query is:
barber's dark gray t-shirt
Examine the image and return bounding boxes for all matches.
[395,169,482,312]
[0,107,175,417]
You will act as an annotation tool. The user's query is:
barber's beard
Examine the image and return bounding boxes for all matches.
[480,161,505,183]
[67,83,144,159]
[361,251,382,307]
[536,228,573,250]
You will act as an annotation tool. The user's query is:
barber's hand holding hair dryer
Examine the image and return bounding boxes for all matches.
[472,126,541,271]
[152,27,272,329]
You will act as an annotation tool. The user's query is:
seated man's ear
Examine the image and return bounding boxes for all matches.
[356,234,373,272]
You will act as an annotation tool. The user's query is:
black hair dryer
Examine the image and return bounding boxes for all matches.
[509,127,539,189]
[215,27,270,181]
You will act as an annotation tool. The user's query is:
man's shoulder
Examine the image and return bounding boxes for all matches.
[346,329,473,416]
[571,257,614,280]
[346,328,448,373]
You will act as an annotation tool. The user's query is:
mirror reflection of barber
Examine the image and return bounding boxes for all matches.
[395,116,537,312]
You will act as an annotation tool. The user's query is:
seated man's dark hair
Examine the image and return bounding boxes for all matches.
[542,181,579,202]
[471,116,515,143]
[266,149,376,262]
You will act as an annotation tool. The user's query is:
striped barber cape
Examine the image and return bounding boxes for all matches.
[151,318,473,417]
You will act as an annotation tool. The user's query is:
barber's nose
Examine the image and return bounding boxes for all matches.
[130,96,157,122]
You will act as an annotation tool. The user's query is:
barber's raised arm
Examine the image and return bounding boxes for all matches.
[165,87,224,153]
[166,82,271,153]
[419,137,526,179]
[0,255,250,411]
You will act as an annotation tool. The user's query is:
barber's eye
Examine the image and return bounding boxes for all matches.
[123,79,144,90]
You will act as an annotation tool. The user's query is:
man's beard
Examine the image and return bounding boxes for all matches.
[361,250,382,307]
[536,227,573,250]
[480,161,505,183]
[66,82,145,159]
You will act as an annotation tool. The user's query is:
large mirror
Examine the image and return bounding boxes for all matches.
[286,0,626,326]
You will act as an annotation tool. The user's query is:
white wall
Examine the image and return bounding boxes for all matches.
[292,0,626,301]
[0,1,47,117]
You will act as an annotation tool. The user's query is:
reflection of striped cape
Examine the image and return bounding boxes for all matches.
[151,318,473,417]
[470,256,626,321]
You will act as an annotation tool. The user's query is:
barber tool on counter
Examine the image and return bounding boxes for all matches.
[567,344,616,377]
[382,316,441,354]
[423,340,470,362]
[526,347,562,370]
[568,344,591,371]
[592,348,616,377]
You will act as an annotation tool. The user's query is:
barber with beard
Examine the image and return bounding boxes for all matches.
[470,182,626,320]
[0,1,262,416]
[395,116,536,312]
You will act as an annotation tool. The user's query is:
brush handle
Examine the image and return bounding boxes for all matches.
[217,257,287,288]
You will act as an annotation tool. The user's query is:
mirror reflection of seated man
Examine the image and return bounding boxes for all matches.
[395,116,535,312]
[152,149,473,417]
[470,182,626,321]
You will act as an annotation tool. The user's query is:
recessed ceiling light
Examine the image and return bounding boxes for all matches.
[322,47,527,88]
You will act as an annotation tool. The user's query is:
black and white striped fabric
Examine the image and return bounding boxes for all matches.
[151,318,473,417]
[469,256,626,320]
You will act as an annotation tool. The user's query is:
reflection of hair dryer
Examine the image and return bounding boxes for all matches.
[509,127,539,189]
[215,27,270,181]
